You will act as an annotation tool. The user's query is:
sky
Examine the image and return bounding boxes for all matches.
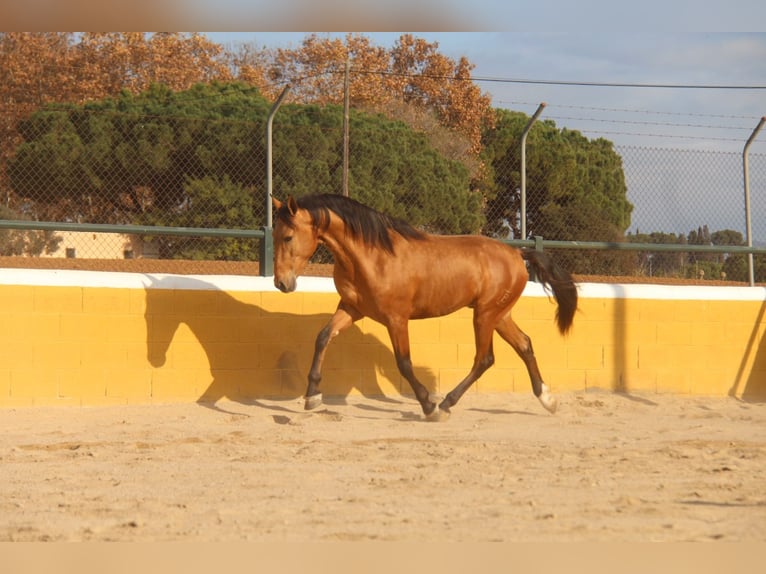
[205,31,766,154]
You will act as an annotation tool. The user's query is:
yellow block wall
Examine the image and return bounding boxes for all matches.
[0,272,764,407]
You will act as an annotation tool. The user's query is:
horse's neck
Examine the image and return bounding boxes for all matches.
[320,232,360,274]
[320,220,385,279]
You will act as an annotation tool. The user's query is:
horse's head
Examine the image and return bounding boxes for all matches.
[272,196,320,293]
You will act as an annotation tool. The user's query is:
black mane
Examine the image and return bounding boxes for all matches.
[277,194,425,253]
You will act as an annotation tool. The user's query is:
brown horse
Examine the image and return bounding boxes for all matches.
[272,193,578,421]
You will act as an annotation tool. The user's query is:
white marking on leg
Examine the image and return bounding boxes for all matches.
[538,383,558,414]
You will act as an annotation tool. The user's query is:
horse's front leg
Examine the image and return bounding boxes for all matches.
[387,320,446,421]
[304,303,360,410]
[438,308,497,414]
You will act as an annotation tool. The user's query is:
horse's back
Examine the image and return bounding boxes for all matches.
[399,234,528,315]
[424,234,525,275]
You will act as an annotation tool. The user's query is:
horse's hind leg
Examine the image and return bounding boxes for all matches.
[304,303,359,410]
[495,315,558,414]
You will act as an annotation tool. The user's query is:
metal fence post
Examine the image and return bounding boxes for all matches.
[520,103,546,239]
[261,84,291,277]
[527,235,545,282]
[743,116,765,286]
[259,227,273,277]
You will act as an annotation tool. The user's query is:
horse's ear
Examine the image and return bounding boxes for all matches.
[272,196,283,210]
[287,195,299,216]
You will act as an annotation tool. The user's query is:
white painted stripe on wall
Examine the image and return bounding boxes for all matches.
[0,268,330,293]
[0,268,764,301]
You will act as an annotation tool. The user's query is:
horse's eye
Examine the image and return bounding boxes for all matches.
[284,236,293,243]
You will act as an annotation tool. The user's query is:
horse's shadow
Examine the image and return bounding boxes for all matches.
[143,275,437,414]
[732,299,766,403]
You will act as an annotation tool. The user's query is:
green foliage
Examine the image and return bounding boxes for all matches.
[627,227,765,283]
[9,81,479,263]
[707,229,766,283]
[141,175,259,260]
[481,110,632,240]
[347,114,481,234]
[275,105,481,234]
[480,109,634,274]
[10,82,269,223]
[627,230,688,277]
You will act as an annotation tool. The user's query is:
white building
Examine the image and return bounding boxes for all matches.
[40,231,158,259]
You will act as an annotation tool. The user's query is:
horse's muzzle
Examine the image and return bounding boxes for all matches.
[274,276,296,293]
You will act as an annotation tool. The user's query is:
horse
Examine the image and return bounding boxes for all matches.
[272,193,578,421]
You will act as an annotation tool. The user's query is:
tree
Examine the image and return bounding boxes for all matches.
[9,82,480,260]
[481,109,634,274]
[231,33,494,171]
[627,231,688,277]
[9,82,270,223]
[711,228,747,282]
[0,32,232,214]
[73,33,231,95]
[271,102,481,234]
[142,175,260,260]
[0,33,229,110]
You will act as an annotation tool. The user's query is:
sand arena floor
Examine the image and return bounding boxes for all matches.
[1,390,764,542]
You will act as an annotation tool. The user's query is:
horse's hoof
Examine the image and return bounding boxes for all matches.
[304,393,323,411]
[538,384,558,414]
[425,406,450,422]
[428,392,443,404]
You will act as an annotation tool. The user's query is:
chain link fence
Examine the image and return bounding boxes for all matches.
[620,146,765,240]
[619,145,766,282]
[1,105,764,281]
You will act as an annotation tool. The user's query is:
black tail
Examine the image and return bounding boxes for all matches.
[522,249,578,335]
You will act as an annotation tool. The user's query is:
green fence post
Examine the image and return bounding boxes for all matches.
[529,235,544,283]
[259,227,273,277]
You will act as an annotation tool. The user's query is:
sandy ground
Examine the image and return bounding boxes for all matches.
[1,390,764,542]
